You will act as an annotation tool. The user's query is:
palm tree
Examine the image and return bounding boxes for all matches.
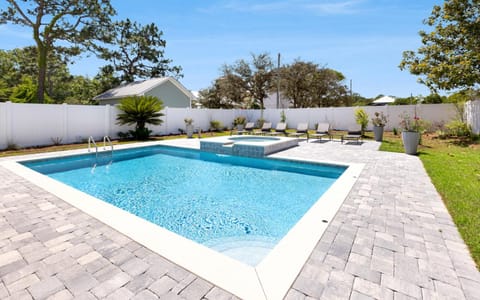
[116,95,164,140]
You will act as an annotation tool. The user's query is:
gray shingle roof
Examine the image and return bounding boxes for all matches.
[93,77,193,101]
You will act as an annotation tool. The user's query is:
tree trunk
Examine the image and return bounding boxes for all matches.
[36,40,48,103]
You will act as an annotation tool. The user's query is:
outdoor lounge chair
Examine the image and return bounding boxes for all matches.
[288,123,309,141]
[237,122,255,135]
[265,122,287,136]
[310,123,330,141]
[341,126,362,144]
[253,122,272,135]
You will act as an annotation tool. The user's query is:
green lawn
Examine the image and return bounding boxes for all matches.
[380,132,480,269]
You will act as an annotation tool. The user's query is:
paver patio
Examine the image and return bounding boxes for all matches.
[0,139,478,299]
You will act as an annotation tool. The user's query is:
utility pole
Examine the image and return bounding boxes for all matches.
[350,79,353,106]
[276,53,281,109]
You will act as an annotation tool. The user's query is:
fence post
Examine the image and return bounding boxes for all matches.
[5,101,13,146]
[0,102,6,148]
[62,103,68,144]
[105,104,111,137]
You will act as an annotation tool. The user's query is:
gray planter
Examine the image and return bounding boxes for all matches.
[186,124,194,138]
[402,131,420,155]
[373,126,384,142]
[237,124,244,131]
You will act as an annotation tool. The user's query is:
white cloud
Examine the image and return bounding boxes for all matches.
[200,0,366,15]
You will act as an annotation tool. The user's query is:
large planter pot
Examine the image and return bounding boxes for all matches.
[402,131,420,155]
[185,124,194,138]
[373,126,384,142]
[236,124,244,131]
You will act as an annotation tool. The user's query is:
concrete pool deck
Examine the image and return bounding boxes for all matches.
[0,139,479,299]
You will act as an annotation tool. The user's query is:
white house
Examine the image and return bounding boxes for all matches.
[371,95,396,106]
[93,77,194,108]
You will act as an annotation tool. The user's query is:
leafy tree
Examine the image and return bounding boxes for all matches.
[280,60,349,108]
[116,96,164,140]
[0,80,11,102]
[9,76,53,103]
[94,18,182,83]
[94,65,122,94]
[279,60,317,108]
[0,47,102,104]
[351,93,372,106]
[422,93,446,104]
[399,0,480,92]
[0,0,116,103]
[197,81,237,109]
[221,53,274,109]
[63,76,102,105]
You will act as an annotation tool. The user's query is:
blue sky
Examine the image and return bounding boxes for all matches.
[0,0,443,98]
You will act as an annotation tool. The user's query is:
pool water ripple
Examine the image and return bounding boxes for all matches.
[23,146,345,266]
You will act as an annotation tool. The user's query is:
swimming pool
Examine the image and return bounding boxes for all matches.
[4,142,363,300]
[22,145,344,265]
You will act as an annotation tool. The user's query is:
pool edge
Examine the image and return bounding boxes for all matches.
[1,141,364,300]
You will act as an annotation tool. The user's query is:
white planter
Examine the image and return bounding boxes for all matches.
[373,126,384,142]
[185,124,194,138]
[402,131,420,155]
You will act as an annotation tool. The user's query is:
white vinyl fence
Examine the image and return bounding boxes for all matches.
[0,101,460,149]
[465,100,480,134]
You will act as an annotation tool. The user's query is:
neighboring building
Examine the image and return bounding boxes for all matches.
[370,95,396,106]
[93,77,194,108]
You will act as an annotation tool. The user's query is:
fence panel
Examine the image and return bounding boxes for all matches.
[465,100,480,134]
[0,102,466,149]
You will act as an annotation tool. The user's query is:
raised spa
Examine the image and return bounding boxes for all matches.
[200,135,298,157]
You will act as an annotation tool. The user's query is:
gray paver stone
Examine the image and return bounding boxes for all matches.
[0,250,22,268]
[6,273,40,294]
[179,277,213,299]
[46,289,74,300]
[121,257,150,277]
[125,273,155,294]
[350,290,375,300]
[149,276,177,297]
[132,289,159,300]
[204,287,239,300]
[64,272,99,295]
[105,286,134,300]
[91,271,131,298]
[28,276,64,299]
[381,274,421,299]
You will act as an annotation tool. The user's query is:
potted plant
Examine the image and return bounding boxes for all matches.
[371,112,387,142]
[184,118,194,138]
[233,116,246,131]
[354,108,369,136]
[399,112,420,155]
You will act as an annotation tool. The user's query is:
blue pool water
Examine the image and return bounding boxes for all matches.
[23,146,345,265]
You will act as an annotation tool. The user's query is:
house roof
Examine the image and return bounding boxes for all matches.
[372,95,396,104]
[93,77,194,101]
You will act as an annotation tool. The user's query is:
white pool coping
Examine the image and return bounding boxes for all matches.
[1,141,364,300]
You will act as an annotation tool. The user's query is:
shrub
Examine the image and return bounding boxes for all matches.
[233,116,246,126]
[445,120,472,137]
[210,120,222,131]
[280,110,287,123]
[371,112,387,127]
[116,96,164,140]
[354,108,369,135]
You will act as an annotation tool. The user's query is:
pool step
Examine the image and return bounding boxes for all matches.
[204,236,277,266]
[222,141,234,147]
